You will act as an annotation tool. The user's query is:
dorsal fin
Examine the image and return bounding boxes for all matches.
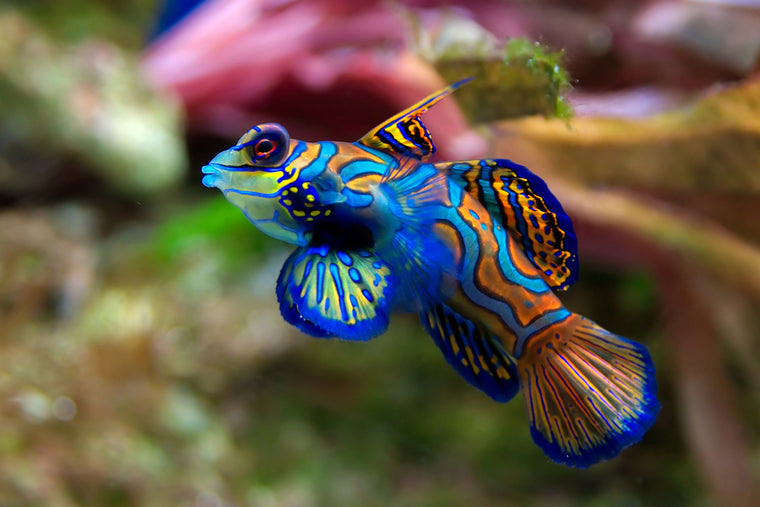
[357,77,472,160]
[439,159,579,291]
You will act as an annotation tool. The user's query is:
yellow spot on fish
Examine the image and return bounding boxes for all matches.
[310,210,321,217]
[302,182,310,189]
[325,209,332,216]
[283,199,292,206]
[305,202,314,208]
[449,335,459,355]
[282,190,289,196]
[465,347,479,374]
[293,210,306,217]
[306,194,315,202]
[496,366,510,379]
[306,217,314,222]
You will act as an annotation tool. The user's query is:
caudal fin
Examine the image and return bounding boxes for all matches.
[517,315,659,468]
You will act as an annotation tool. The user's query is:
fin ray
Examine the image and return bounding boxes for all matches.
[358,78,472,160]
[376,160,458,309]
[279,296,334,338]
[440,159,578,290]
[276,245,396,340]
[422,303,519,403]
[517,315,659,468]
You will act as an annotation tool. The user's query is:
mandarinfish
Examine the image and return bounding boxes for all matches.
[201,78,659,468]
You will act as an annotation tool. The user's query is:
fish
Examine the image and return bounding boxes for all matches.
[201,78,659,468]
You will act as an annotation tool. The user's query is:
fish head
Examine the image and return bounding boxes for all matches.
[202,123,308,245]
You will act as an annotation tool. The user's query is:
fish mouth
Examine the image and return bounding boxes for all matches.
[201,164,219,188]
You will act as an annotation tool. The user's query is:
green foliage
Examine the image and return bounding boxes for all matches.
[436,38,573,122]
[0,8,185,196]
[4,0,156,47]
[4,1,757,505]
[148,197,273,269]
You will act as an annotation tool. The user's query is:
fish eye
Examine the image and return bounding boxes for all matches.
[255,138,275,156]
[236,123,291,166]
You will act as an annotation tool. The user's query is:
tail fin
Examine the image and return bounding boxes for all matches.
[517,314,659,468]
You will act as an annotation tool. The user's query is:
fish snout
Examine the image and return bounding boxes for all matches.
[201,164,221,188]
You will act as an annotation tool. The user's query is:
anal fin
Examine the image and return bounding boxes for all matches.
[422,303,519,403]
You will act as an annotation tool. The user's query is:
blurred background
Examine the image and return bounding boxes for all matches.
[1,0,760,505]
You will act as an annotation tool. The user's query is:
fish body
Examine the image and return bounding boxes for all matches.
[202,79,659,468]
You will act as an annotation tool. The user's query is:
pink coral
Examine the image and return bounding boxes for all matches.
[142,0,487,159]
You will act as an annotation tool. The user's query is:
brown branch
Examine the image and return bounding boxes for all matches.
[488,76,760,192]
[555,184,760,300]
[657,262,759,507]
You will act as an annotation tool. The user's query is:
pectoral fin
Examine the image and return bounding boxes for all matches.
[276,245,396,340]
